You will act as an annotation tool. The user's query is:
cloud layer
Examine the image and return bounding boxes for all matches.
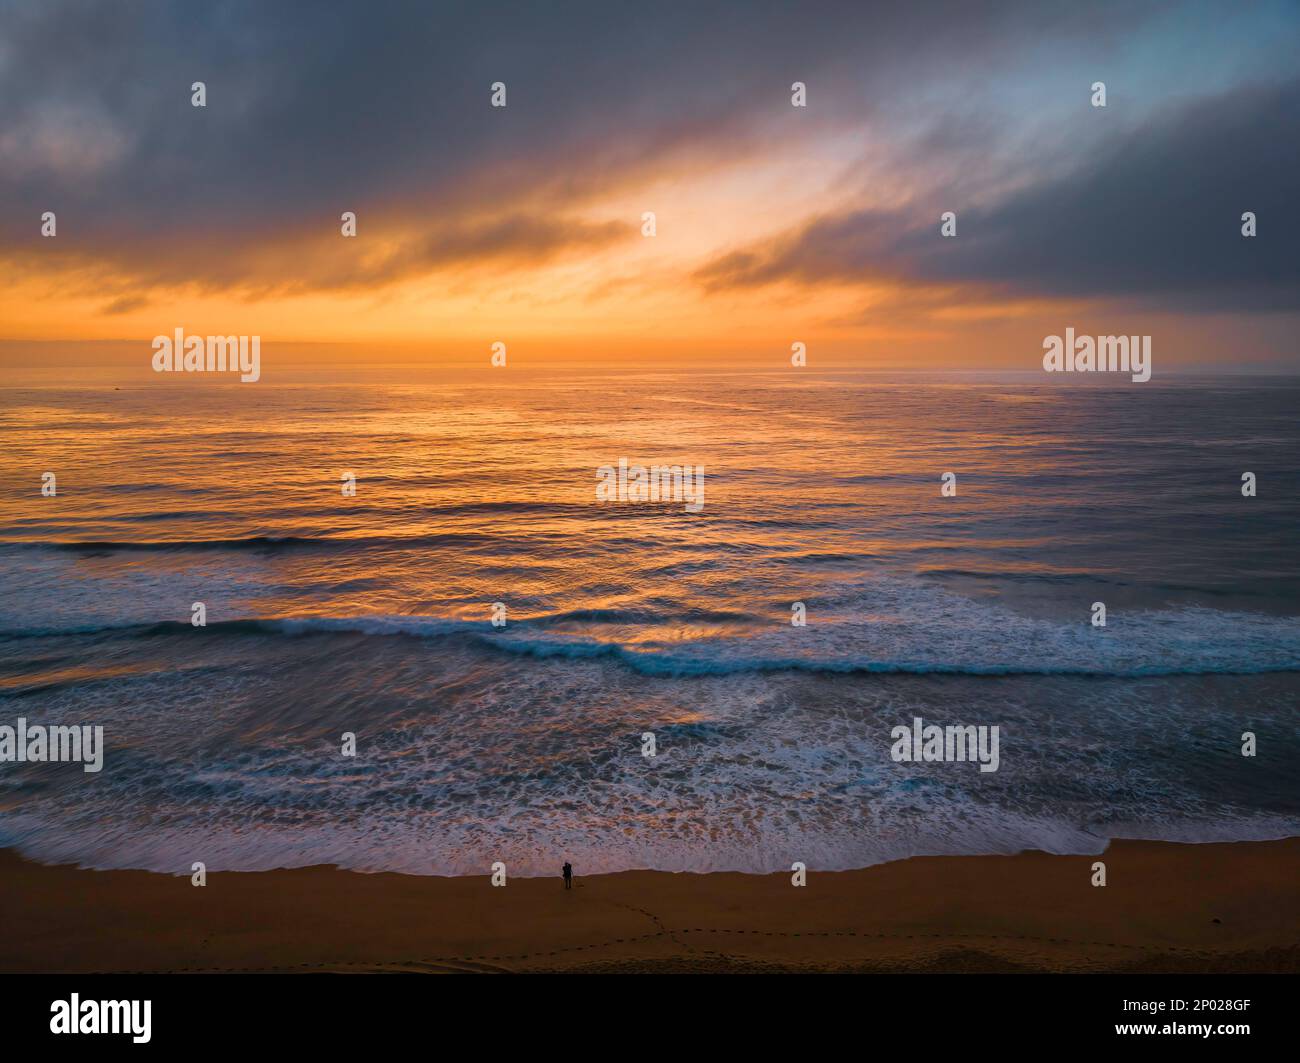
[2,0,1297,343]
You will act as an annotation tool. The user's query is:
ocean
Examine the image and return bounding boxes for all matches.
[1,367,1298,875]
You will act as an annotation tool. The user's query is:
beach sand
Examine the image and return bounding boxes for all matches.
[2,839,1297,973]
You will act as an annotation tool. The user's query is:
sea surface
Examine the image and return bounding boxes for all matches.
[1,367,1298,875]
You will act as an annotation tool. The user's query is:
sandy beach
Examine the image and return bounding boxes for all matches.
[3,838,1297,974]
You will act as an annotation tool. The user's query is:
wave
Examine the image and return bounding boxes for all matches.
[4,818,1298,879]
[922,567,1280,597]
[5,604,1299,679]
[0,532,498,553]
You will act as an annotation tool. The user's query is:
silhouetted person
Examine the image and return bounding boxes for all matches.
[562,861,572,890]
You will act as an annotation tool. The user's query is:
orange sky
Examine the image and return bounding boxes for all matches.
[2,3,1297,371]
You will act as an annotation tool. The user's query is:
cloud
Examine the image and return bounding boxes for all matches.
[0,101,130,182]
[0,2,1162,278]
[100,295,151,316]
[8,212,631,312]
[695,77,1300,313]
[0,0,1293,320]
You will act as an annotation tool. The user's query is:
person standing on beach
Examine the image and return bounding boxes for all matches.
[562,861,573,890]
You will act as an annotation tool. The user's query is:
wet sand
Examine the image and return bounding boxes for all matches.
[2,839,1297,973]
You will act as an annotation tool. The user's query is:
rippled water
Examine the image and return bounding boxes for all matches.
[1,368,1297,874]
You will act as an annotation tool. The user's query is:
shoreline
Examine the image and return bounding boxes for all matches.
[3,838,1298,973]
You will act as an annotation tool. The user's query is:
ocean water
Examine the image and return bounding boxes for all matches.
[1,368,1298,875]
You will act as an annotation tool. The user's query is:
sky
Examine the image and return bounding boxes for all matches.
[1,0,1297,369]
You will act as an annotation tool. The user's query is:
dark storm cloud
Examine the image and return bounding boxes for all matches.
[0,0,1158,295]
[696,78,1300,312]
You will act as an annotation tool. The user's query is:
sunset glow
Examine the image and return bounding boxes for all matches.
[2,2,1296,368]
